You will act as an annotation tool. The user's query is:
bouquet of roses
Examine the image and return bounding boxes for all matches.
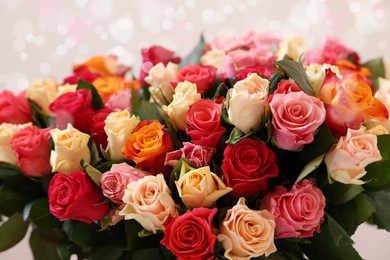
[0,31,390,260]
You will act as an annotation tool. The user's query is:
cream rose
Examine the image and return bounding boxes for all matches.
[227,73,269,134]
[26,77,58,116]
[305,63,342,96]
[218,198,277,260]
[57,84,77,95]
[200,49,226,73]
[104,110,140,160]
[162,81,201,130]
[277,34,307,61]
[50,124,91,174]
[175,166,232,208]
[0,123,32,164]
[119,174,178,233]
[324,128,382,184]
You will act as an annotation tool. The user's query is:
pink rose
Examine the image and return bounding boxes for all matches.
[235,66,272,82]
[269,91,326,151]
[10,125,51,177]
[185,99,225,147]
[222,138,278,198]
[161,208,217,260]
[105,89,132,112]
[48,170,109,223]
[176,65,216,94]
[101,163,150,203]
[268,80,301,103]
[165,142,215,168]
[0,90,32,124]
[261,179,325,238]
[88,107,113,150]
[324,128,382,184]
[139,45,181,85]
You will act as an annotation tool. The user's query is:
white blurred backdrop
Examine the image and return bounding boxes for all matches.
[1,0,390,259]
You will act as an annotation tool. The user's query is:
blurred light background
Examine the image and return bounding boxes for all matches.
[1,0,390,259]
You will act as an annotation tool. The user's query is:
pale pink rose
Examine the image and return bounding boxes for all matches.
[109,204,125,226]
[101,163,150,203]
[218,198,276,260]
[119,174,178,233]
[105,89,132,112]
[210,35,245,52]
[324,128,382,184]
[261,179,325,238]
[269,91,326,151]
[165,142,215,168]
[226,49,257,70]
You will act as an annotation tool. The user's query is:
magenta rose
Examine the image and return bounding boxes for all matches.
[161,208,217,260]
[176,65,217,94]
[185,99,225,147]
[101,163,150,204]
[165,142,215,168]
[0,90,32,124]
[221,138,278,198]
[10,125,51,177]
[269,91,326,151]
[261,179,325,238]
[139,45,181,85]
[48,170,109,223]
[88,107,113,150]
[49,89,95,133]
[63,65,101,84]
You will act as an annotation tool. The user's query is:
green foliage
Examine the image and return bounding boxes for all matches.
[361,58,385,90]
[76,79,104,110]
[179,33,205,67]
[131,88,164,123]
[23,198,62,229]
[0,213,29,252]
[29,228,62,260]
[367,188,390,232]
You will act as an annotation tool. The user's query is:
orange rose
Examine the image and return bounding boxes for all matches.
[74,55,127,77]
[319,70,388,137]
[122,120,174,174]
[92,76,140,103]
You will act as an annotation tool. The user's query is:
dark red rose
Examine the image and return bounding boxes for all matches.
[161,208,217,260]
[0,90,32,124]
[186,99,225,147]
[88,107,113,150]
[221,138,278,198]
[176,65,216,94]
[235,66,272,82]
[10,126,51,177]
[49,89,95,133]
[48,170,109,223]
[63,65,101,84]
[139,45,181,85]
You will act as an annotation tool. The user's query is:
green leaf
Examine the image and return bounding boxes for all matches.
[204,77,223,99]
[23,198,61,229]
[367,189,390,232]
[274,60,315,96]
[0,184,42,213]
[0,162,43,191]
[89,244,124,260]
[179,33,205,67]
[376,134,390,160]
[131,88,164,123]
[125,220,163,252]
[132,246,175,260]
[0,213,29,252]
[63,220,99,247]
[28,100,56,128]
[29,228,61,260]
[76,79,104,110]
[323,182,364,205]
[88,137,101,166]
[361,58,385,90]
[268,70,287,94]
[295,154,325,184]
[56,240,85,260]
[301,213,362,260]
[82,161,103,187]
[354,193,375,225]
[225,127,253,144]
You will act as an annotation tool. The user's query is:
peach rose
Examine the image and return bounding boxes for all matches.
[0,123,32,164]
[50,124,91,174]
[218,198,277,260]
[227,73,269,134]
[324,128,382,184]
[119,174,177,233]
[175,166,232,208]
[92,76,128,103]
[26,77,58,116]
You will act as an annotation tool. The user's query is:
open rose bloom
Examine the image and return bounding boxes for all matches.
[1,32,390,260]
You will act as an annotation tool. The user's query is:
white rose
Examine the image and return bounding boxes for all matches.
[0,123,32,164]
[305,63,342,96]
[277,34,307,61]
[162,81,201,130]
[201,49,226,73]
[227,73,269,134]
[50,124,91,174]
[26,78,58,115]
[104,110,140,160]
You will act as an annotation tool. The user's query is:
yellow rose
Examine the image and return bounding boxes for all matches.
[175,166,232,208]
[0,123,32,164]
[277,34,307,61]
[50,124,91,174]
[57,84,77,96]
[26,77,58,115]
[104,110,140,160]
[162,81,201,130]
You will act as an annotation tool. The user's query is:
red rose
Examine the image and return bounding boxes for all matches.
[139,45,181,85]
[235,66,272,81]
[10,126,51,177]
[0,90,32,124]
[161,208,217,260]
[88,107,113,150]
[221,138,278,198]
[268,80,302,103]
[186,99,225,147]
[176,65,216,94]
[49,89,95,133]
[48,170,109,223]
[261,179,325,238]
[63,65,101,84]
